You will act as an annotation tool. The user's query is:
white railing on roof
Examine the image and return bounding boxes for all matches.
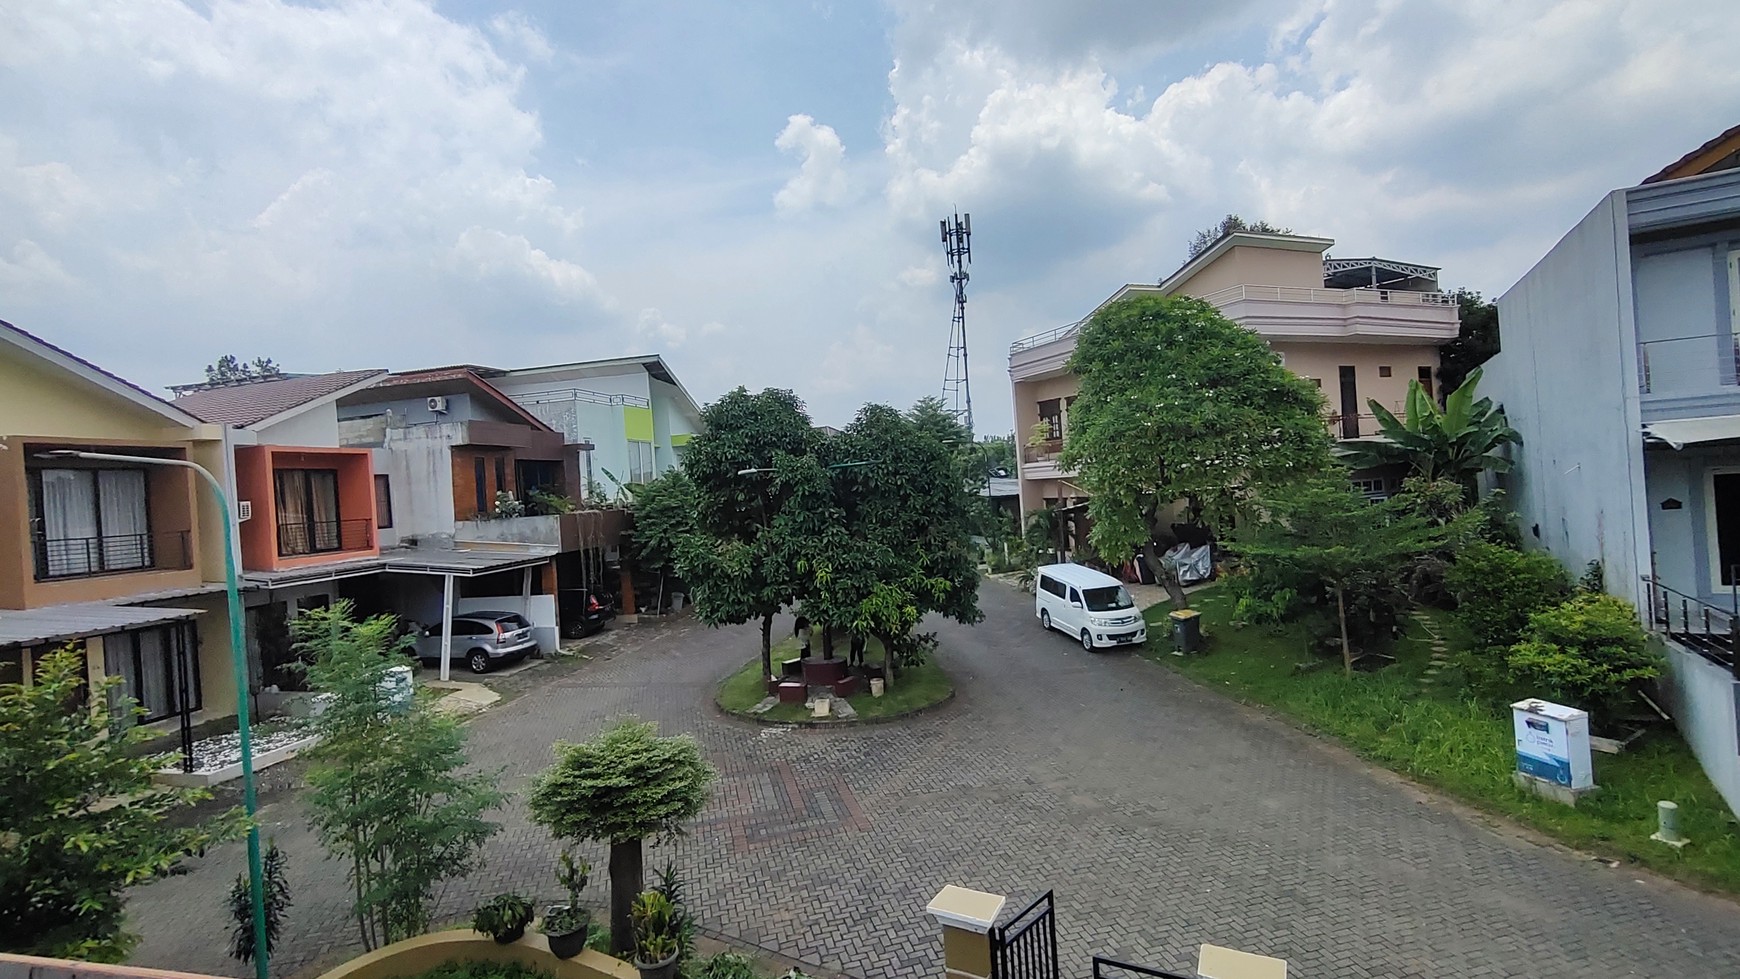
[513,387,651,408]
[1009,318,1088,355]
[1199,285,1455,307]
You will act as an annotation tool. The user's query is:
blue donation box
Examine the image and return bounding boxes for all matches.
[1511,699,1593,791]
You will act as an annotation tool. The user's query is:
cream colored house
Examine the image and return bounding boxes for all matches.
[1007,232,1460,524]
[0,319,245,734]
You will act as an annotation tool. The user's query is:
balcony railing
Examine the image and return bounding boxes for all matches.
[1198,284,1455,308]
[31,530,193,581]
[1010,319,1087,354]
[1021,438,1064,464]
[277,517,374,557]
[1637,333,1740,395]
[1644,575,1738,673]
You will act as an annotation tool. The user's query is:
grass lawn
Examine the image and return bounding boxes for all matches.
[1144,586,1740,894]
[716,634,953,722]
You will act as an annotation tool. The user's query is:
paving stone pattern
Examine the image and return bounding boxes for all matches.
[127,585,1740,978]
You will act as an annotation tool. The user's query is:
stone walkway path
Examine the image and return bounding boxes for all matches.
[126,584,1740,979]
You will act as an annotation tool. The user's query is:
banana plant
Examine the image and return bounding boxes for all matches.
[1342,367,1521,488]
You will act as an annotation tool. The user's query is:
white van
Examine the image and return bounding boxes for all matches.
[1034,563,1146,650]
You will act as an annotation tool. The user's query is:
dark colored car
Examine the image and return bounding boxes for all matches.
[561,589,616,639]
[414,611,537,674]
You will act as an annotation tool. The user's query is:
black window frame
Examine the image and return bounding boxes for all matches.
[495,456,508,503]
[1036,399,1063,441]
[107,621,201,725]
[474,456,488,515]
[274,467,343,558]
[27,465,157,580]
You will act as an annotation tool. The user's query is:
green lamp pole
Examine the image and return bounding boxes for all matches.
[45,450,269,979]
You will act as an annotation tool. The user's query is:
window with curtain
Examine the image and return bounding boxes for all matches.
[374,474,393,529]
[29,467,152,579]
[103,622,200,725]
[628,440,654,483]
[275,468,342,556]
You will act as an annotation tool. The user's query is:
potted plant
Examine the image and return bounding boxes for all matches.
[541,850,592,959]
[472,893,534,944]
[631,890,680,979]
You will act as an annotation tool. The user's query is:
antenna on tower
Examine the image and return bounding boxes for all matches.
[939,210,974,437]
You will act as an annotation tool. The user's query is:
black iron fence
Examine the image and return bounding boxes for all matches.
[31,529,192,580]
[1091,956,1192,979]
[990,891,1058,979]
[277,517,373,557]
[1643,574,1738,674]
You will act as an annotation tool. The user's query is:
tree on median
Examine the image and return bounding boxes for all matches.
[1059,295,1333,607]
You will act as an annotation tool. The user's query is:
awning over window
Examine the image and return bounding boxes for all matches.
[0,603,203,648]
[1643,415,1740,449]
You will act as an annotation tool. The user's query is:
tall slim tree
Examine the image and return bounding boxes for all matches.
[1060,295,1332,606]
[295,603,503,950]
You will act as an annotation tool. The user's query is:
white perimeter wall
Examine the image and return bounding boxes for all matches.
[1486,190,1651,610]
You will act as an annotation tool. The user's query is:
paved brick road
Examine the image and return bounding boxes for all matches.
[128,583,1740,978]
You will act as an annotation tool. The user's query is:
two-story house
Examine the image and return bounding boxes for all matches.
[482,354,704,499]
[1,320,245,741]
[1483,124,1740,813]
[1007,232,1460,526]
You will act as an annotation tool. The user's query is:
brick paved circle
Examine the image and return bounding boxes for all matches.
[127,583,1740,978]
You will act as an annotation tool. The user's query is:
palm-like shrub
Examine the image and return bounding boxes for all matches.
[1342,367,1520,493]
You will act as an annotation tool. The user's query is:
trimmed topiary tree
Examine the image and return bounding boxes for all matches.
[528,720,714,956]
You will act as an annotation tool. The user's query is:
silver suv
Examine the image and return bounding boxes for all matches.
[414,611,537,674]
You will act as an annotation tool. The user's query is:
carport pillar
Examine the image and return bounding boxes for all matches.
[926,885,1005,979]
[439,572,456,682]
[522,566,533,603]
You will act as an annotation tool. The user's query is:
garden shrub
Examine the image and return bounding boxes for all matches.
[1445,541,1569,649]
[1505,593,1662,727]
[697,952,759,979]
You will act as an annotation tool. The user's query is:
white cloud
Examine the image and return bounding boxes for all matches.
[635,307,688,348]
[0,240,75,294]
[488,11,554,63]
[450,227,605,307]
[774,114,850,213]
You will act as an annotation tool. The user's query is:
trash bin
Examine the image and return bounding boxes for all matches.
[1169,609,1202,655]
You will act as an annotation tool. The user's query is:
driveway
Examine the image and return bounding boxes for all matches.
[128,582,1740,978]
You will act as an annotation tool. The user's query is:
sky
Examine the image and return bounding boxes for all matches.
[4,0,1740,435]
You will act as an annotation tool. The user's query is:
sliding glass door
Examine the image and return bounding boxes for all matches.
[275,468,342,556]
[30,467,152,578]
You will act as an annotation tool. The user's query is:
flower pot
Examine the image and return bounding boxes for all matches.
[869,677,885,697]
[634,951,680,979]
[492,922,527,945]
[543,906,591,960]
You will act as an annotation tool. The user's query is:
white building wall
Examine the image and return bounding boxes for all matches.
[256,404,342,447]
[1660,645,1740,813]
[374,424,461,544]
[1485,191,1651,610]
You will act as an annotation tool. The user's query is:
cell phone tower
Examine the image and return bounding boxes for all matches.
[939,210,974,436]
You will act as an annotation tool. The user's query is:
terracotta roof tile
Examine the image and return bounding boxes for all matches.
[173,369,386,428]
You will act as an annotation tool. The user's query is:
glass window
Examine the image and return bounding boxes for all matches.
[29,467,152,578]
[495,456,508,499]
[628,440,654,484]
[474,456,488,515]
[275,469,342,556]
[374,474,393,529]
[1036,399,1062,441]
[1082,585,1134,611]
[1068,587,1082,605]
[1378,365,1393,377]
[104,623,200,725]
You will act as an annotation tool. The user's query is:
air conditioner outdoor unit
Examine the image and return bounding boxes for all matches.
[237,500,253,522]
[427,396,449,413]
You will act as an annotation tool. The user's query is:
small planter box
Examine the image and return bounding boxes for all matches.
[776,681,806,705]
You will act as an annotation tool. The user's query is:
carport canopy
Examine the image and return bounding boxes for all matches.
[381,546,558,681]
[1643,414,1740,449]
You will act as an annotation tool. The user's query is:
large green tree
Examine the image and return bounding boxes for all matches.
[1229,479,1456,675]
[528,720,714,957]
[295,604,503,950]
[1,648,245,960]
[1341,366,1519,497]
[1059,295,1333,605]
[1438,288,1500,395]
[790,403,984,682]
[678,387,817,680]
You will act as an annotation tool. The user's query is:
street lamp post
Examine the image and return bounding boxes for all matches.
[43,450,269,979]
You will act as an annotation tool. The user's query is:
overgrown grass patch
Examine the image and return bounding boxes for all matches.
[716,635,953,722]
[1144,586,1740,893]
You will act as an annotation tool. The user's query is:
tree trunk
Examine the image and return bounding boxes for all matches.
[1336,585,1353,678]
[883,633,895,689]
[1141,540,1188,609]
[608,839,643,957]
[822,622,835,659]
[760,614,774,680]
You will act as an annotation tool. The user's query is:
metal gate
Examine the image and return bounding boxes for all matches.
[1091,955,1192,979]
[990,891,1058,979]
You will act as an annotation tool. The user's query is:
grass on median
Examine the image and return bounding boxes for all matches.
[716,635,953,722]
[1144,585,1740,894]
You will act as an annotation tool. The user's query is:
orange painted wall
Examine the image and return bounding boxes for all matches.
[235,445,379,572]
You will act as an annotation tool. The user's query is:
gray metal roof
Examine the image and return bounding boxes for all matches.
[241,545,558,588]
[981,477,1021,498]
[0,603,205,648]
